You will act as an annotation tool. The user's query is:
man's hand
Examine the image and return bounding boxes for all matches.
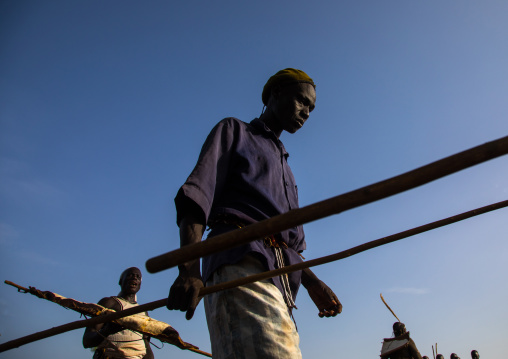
[306,279,342,317]
[167,213,206,320]
[167,273,204,320]
[301,268,342,318]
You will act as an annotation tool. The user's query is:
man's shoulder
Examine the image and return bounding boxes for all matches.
[217,117,250,128]
[208,117,257,137]
[97,296,121,310]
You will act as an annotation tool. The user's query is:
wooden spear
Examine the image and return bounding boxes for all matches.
[2,199,507,352]
[145,135,508,273]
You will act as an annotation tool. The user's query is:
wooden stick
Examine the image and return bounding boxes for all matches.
[197,199,508,296]
[380,293,401,322]
[0,297,167,353]
[146,135,508,273]
[3,199,506,352]
[0,280,212,358]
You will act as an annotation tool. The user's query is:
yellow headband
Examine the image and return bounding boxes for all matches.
[262,68,315,105]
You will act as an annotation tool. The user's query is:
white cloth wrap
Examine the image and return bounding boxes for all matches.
[204,254,302,359]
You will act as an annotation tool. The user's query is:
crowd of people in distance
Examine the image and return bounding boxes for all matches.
[429,351,480,359]
[381,322,480,359]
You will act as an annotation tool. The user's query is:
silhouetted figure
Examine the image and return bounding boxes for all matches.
[380,322,423,359]
[436,355,444,359]
[471,350,479,359]
[422,356,429,359]
[451,354,460,359]
[83,267,154,359]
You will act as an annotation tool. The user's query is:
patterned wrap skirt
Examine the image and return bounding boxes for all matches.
[204,254,302,359]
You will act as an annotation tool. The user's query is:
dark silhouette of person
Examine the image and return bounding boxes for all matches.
[471,350,480,359]
[380,322,422,359]
[451,354,460,359]
[83,267,154,359]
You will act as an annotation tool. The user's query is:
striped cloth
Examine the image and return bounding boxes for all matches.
[204,255,302,359]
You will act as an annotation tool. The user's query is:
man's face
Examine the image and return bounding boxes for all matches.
[120,267,142,295]
[272,83,316,134]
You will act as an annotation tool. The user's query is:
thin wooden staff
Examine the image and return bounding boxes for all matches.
[146,135,508,273]
[1,282,211,357]
[2,199,507,352]
[380,293,401,322]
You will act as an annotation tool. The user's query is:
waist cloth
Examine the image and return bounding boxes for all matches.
[204,254,302,359]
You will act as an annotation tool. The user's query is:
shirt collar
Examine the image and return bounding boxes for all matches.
[250,118,289,158]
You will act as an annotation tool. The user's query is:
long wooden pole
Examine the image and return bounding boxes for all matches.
[0,298,168,353]
[1,282,211,357]
[146,135,508,273]
[380,293,401,322]
[2,199,507,352]
[197,199,508,295]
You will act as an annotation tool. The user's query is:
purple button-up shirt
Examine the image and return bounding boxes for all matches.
[175,117,306,300]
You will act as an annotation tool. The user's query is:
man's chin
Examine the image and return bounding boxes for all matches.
[286,125,302,134]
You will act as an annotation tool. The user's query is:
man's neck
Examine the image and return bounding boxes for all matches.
[118,292,137,304]
[259,111,282,138]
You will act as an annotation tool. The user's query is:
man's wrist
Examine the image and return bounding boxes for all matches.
[301,268,320,288]
[178,262,202,278]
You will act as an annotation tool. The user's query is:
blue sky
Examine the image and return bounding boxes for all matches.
[1,1,507,358]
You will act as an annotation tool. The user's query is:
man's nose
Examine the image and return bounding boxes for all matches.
[301,107,310,119]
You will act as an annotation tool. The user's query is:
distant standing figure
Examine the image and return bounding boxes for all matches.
[380,322,422,359]
[83,267,154,359]
[471,350,480,359]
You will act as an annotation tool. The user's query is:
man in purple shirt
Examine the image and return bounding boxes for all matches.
[167,68,341,358]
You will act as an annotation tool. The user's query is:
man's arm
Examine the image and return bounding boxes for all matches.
[82,297,123,348]
[301,268,342,318]
[143,335,154,359]
[166,213,206,320]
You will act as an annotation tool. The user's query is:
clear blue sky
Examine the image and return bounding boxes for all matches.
[1,1,507,358]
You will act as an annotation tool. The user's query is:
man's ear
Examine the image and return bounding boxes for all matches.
[267,86,280,108]
[271,86,281,100]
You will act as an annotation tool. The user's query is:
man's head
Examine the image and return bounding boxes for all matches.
[119,267,142,295]
[261,68,316,136]
[451,354,460,359]
[437,355,444,359]
[393,322,407,336]
[423,356,429,359]
[262,68,315,106]
[471,350,479,359]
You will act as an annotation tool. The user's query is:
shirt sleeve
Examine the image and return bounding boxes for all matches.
[174,118,236,226]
